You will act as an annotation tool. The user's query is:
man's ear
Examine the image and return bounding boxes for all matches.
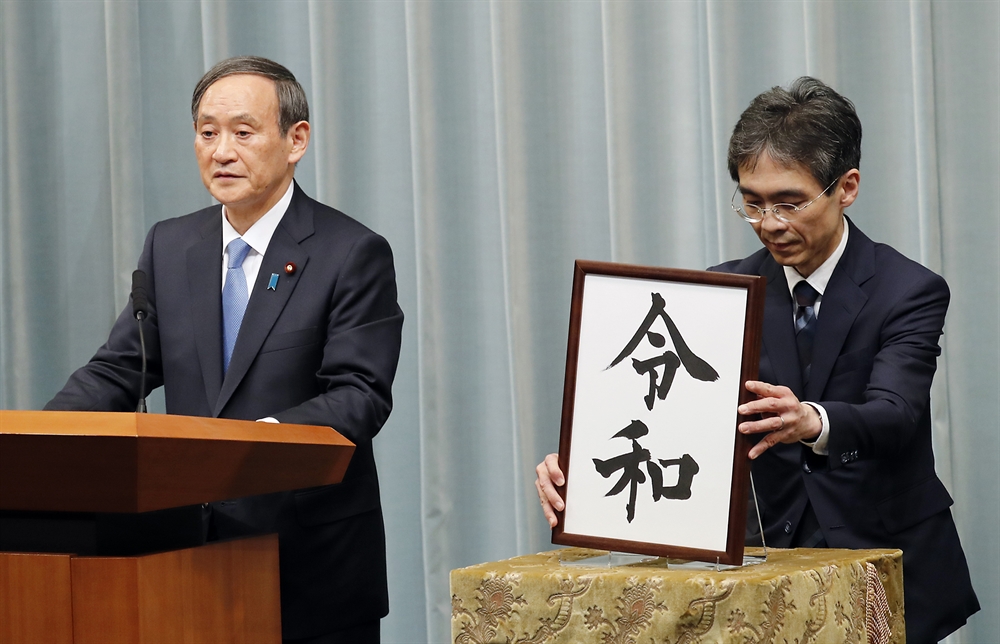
[287,120,310,164]
[839,168,861,208]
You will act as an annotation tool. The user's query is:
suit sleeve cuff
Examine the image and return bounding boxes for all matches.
[800,402,829,455]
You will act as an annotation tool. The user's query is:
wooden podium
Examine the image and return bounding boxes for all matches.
[0,411,356,644]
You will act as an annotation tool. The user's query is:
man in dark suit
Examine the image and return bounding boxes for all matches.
[45,56,401,643]
[536,78,978,643]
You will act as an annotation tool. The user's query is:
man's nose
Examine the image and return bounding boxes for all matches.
[212,132,238,162]
[760,209,788,233]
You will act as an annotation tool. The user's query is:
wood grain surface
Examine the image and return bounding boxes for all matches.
[0,411,355,512]
[71,535,281,643]
[0,552,74,644]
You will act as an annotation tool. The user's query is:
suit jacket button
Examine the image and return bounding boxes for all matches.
[803,461,812,473]
[841,453,849,464]
[784,521,793,534]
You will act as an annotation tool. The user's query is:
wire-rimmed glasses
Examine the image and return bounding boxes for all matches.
[731,176,840,223]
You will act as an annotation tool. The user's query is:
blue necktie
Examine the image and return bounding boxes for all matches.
[793,280,820,383]
[222,238,252,374]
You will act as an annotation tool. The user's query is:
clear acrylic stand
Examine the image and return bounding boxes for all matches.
[560,551,661,568]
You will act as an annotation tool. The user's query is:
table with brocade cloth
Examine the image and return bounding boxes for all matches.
[451,547,904,644]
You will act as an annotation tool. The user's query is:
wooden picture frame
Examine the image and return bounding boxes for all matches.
[553,260,765,565]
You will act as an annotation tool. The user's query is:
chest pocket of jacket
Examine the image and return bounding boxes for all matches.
[260,326,323,354]
[829,345,875,379]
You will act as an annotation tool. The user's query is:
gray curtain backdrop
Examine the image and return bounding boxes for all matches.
[2,1,996,642]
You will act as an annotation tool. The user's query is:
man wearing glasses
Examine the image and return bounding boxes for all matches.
[536,77,978,643]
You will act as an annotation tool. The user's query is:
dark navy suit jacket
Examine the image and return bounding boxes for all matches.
[712,218,978,643]
[47,183,403,638]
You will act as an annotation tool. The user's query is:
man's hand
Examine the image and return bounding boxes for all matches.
[535,453,565,528]
[738,380,822,459]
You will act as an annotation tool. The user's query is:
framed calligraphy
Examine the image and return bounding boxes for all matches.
[553,260,765,565]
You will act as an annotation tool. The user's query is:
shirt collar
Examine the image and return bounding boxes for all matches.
[783,216,849,298]
[221,181,295,256]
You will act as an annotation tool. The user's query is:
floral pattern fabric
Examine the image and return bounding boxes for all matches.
[451,547,903,644]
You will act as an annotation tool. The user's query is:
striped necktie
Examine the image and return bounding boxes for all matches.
[793,280,820,383]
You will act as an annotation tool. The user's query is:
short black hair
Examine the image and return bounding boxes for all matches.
[727,76,861,187]
[191,56,309,135]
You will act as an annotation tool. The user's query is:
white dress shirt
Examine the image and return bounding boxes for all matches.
[220,181,294,424]
[220,181,294,292]
[782,217,850,455]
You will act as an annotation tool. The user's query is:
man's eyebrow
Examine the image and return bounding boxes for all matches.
[196,112,263,127]
[738,186,811,201]
[230,112,263,127]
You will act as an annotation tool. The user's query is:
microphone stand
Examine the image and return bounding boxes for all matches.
[136,310,148,413]
[131,270,150,414]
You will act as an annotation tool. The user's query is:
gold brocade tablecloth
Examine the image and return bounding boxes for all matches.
[451,547,904,644]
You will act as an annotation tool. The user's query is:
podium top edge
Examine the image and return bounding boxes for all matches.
[0,411,353,448]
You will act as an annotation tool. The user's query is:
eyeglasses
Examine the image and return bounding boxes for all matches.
[731,176,840,223]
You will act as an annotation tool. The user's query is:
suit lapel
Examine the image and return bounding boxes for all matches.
[805,219,874,400]
[759,257,804,397]
[187,212,225,410]
[214,187,314,416]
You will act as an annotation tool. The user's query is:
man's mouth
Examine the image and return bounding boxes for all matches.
[764,239,794,253]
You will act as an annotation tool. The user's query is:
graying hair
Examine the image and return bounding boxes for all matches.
[727,77,861,187]
[191,56,309,135]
